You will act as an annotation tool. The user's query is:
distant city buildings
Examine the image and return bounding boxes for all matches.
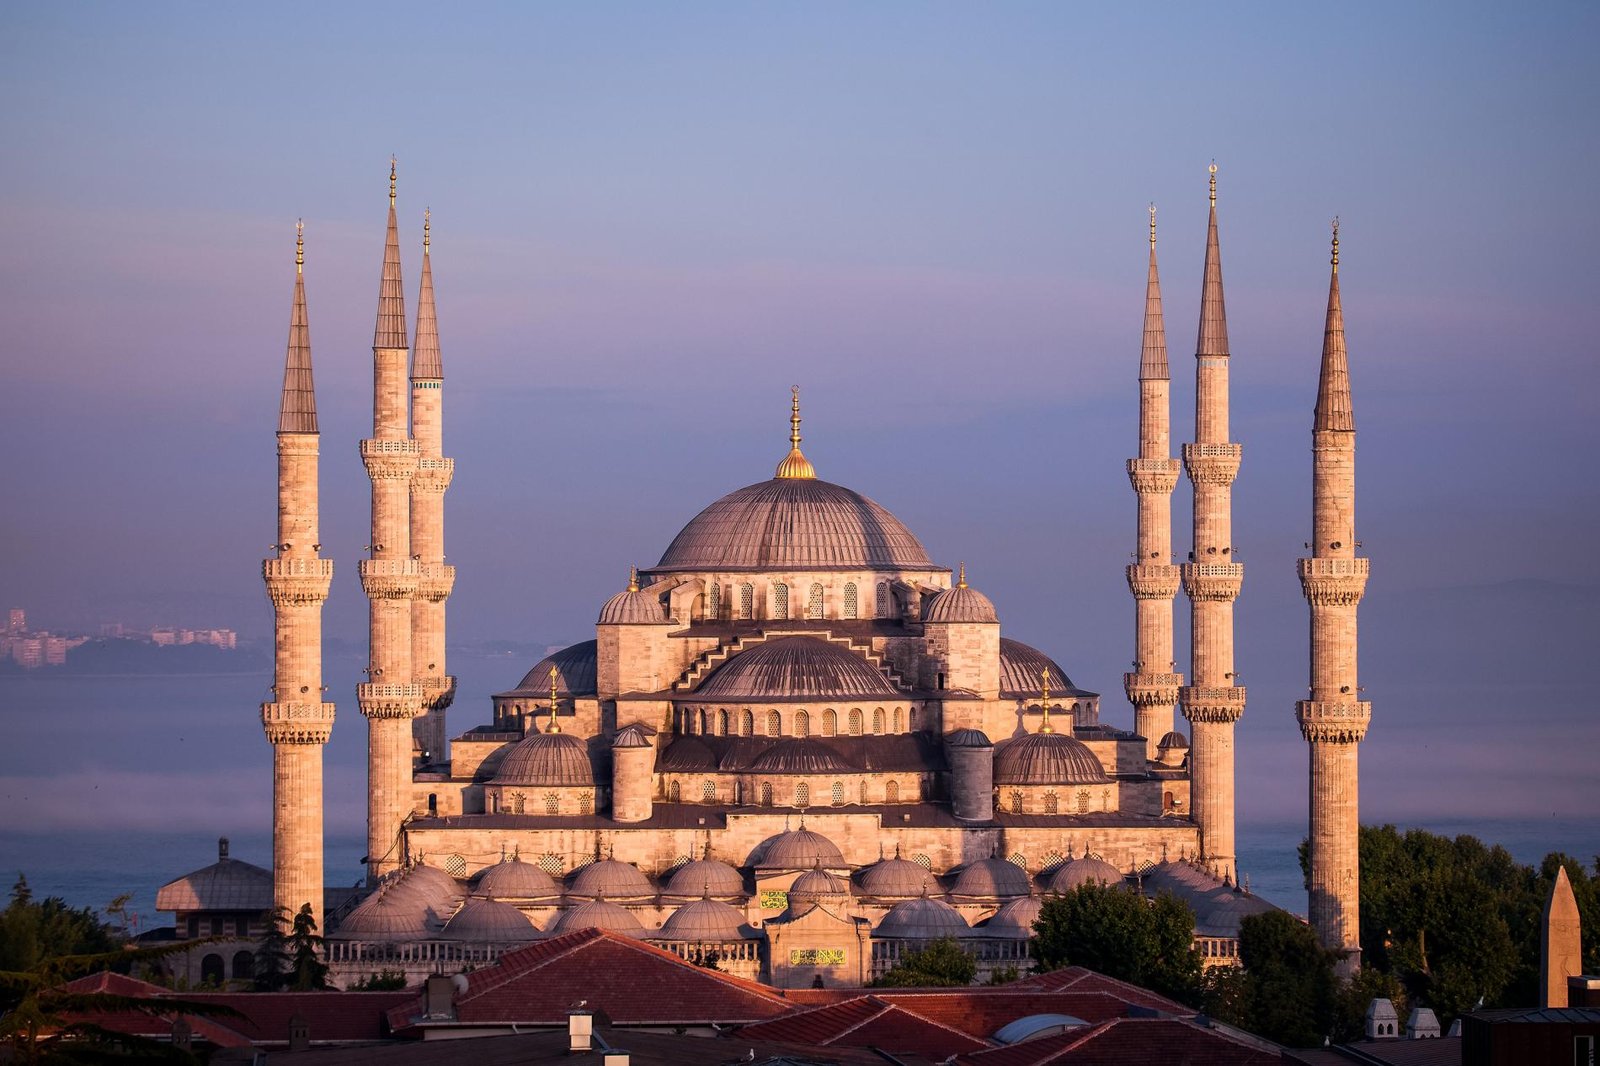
[0,606,237,668]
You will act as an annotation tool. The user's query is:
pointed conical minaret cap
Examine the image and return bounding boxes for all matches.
[1140,203,1169,380]
[412,208,443,379]
[373,158,409,350]
[1314,218,1353,432]
[1196,163,1230,358]
[278,220,319,434]
[774,386,817,479]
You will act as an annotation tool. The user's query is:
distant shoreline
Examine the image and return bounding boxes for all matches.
[0,671,268,681]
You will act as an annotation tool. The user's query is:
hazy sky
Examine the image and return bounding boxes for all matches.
[3,3,1597,828]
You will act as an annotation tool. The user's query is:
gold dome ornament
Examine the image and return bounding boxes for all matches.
[774,386,817,480]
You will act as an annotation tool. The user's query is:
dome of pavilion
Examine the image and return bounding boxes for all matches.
[757,827,846,870]
[474,858,561,900]
[948,857,1032,899]
[993,732,1110,786]
[566,858,655,900]
[857,851,940,898]
[695,637,900,702]
[492,731,593,787]
[876,897,970,939]
[1047,856,1125,892]
[440,897,539,942]
[550,900,645,937]
[656,897,748,942]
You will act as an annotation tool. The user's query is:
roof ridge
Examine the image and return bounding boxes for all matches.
[820,996,896,1042]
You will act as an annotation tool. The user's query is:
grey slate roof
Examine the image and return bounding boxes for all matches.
[998,639,1095,700]
[1315,239,1354,432]
[501,640,598,697]
[1140,225,1170,381]
[156,852,274,913]
[372,197,408,350]
[411,226,442,379]
[277,242,318,434]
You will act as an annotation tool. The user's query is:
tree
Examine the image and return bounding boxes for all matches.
[350,969,408,991]
[1332,967,1407,1044]
[0,877,119,976]
[1236,911,1339,1048]
[253,905,328,992]
[872,938,977,988]
[1032,884,1201,1004]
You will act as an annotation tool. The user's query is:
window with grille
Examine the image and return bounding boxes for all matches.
[885,780,899,803]
[795,710,810,737]
[872,708,884,734]
[1044,791,1058,814]
[795,783,809,806]
[760,782,773,806]
[849,709,863,736]
[543,793,557,814]
[1011,790,1024,813]
[702,780,717,803]
[912,853,932,869]
[822,709,837,736]
[772,583,788,618]
[538,853,564,875]
[670,781,681,803]
[843,582,858,618]
[700,709,710,734]
[741,710,754,736]
[767,710,781,736]
[718,710,729,736]
[1077,790,1090,813]
[808,583,824,618]
[707,583,720,618]
[876,581,891,617]
[511,792,526,814]
[831,782,844,805]
[739,583,754,619]
[1009,852,1027,868]
[893,708,903,732]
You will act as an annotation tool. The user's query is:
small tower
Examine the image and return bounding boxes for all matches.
[597,567,675,699]
[922,564,1001,700]
[358,160,423,881]
[945,727,995,822]
[1180,164,1246,882]
[410,208,457,767]
[1298,221,1371,979]
[1542,865,1583,1007]
[610,723,655,823]
[1124,205,1184,760]
[261,222,335,931]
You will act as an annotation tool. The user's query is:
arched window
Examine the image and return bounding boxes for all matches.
[908,708,917,731]
[795,710,810,737]
[427,793,438,815]
[200,954,224,986]
[702,780,717,803]
[767,710,782,736]
[885,780,900,803]
[1077,790,1090,813]
[707,582,720,619]
[542,793,556,814]
[511,792,526,815]
[670,780,682,803]
[848,709,863,736]
[831,782,844,806]
[1163,790,1176,812]
[718,710,729,736]
[808,583,825,619]
[578,792,593,815]
[843,582,858,619]
[1102,789,1111,810]
[739,583,754,620]
[1044,790,1059,814]
[822,709,837,736]
[893,708,903,732]
[741,710,754,737]
[876,581,891,618]
[772,582,789,618]
[231,950,254,980]
[795,782,809,807]
[699,709,710,735]
[872,708,884,734]
[859,780,868,804]
[753,782,769,806]
[1010,790,1024,814]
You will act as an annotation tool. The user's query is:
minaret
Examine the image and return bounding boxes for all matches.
[1298,220,1370,978]
[261,221,335,930]
[410,209,456,766]
[1125,205,1184,760]
[1180,164,1246,881]
[358,160,423,880]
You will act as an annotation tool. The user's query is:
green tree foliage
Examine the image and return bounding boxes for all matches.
[252,905,328,992]
[1238,911,1338,1047]
[0,877,119,976]
[1332,967,1407,1044]
[1032,884,1201,1004]
[350,969,408,991]
[871,937,978,988]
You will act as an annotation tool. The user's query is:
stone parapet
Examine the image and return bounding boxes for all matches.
[360,437,421,480]
[1180,563,1243,601]
[1126,457,1181,494]
[262,558,334,606]
[357,682,425,720]
[1182,442,1241,485]
[261,701,336,744]
[415,561,456,602]
[411,456,454,492]
[1296,699,1371,743]
[359,558,421,599]
[1126,564,1181,600]
[1297,557,1369,606]
[1181,685,1247,723]
[1124,672,1184,708]
[419,674,457,712]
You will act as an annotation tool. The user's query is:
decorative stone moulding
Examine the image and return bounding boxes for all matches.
[412,457,455,491]
[1180,685,1247,723]
[359,559,421,599]
[1180,563,1243,601]
[1123,673,1184,707]
[415,562,456,602]
[1296,699,1372,744]
[1181,442,1242,485]
[360,437,421,480]
[262,558,334,605]
[420,675,458,712]
[1126,564,1181,599]
[1126,457,1181,494]
[1297,557,1369,606]
[357,682,425,720]
[261,701,337,744]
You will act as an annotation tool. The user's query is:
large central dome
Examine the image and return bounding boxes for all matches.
[654,478,933,572]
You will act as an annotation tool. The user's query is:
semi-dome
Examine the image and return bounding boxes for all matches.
[993,732,1111,786]
[475,858,561,900]
[331,889,434,942]
[651,478,933,572]
[441,897,539,942]
[750,737,853,774]
[757,827,846,870]
[998,638,1092,699]
[980,896,1043,939]
[858,854,940,898]
[598,570,670,625]
[695,636,900,702]
[876,897,969,939]
[945,727,993,749]
[505,640,598,697]
[948,857,1031,899]
[788,867,851,903]
[656,897,749,942]
[1157,731,1190,750]
[923,567,999,624]
[1047,856,1125,892]
[550,899,645,937]
[567,858,654,900]
[398,863,464,907]
[612,724,652,749]
[665,856,745,898]
[493,730,593,787]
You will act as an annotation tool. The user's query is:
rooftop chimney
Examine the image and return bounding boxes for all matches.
[218,837,230,860]
[568,1010,593,1052]
[289,1013,310,1053]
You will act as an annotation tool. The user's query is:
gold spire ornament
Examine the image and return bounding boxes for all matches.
[295,219,304,273]
[389,157,397,207]
[1209,162,1217,206]
[423,207,431,252]
[1331,216,1340,272]
[774,385,817,479]
[957,562,967,589]
[547,666,561,733]
[1149,203,1157,250]
[627,565,639,593]
[1039,670,1054,734]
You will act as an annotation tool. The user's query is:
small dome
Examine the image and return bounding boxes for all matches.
[598,572,670,625]
[858,855,940,898]
[758,828,846,870]
[948,857,1031,899]
[441,897,539,942]
[945,728,994,749]
[494,731,593,787]
[507,640,598,697]
[665,857,745,898]
[789,867,851,902]
[331,889,434,942]
[475,859,561,900]
[656,897,749,942]
[567,858,654,900]
[1047,856,1124,893]
[612,724,652,749]
[399,863,465,907]
[876,897,969,939]
[695,636,900,702]
[993,732,1110,786]
[1157,731,1189,750]
[551,899,645,937]
[923,570,998,624]
[998,638,1089,699]
[750,737,852,774]
[981,896,1043,939]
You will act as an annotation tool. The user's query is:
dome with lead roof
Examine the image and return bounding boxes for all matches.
[998,639,1093,699]
[923,566,999,624]
[475,858,561,900]
[493,731,593,787]
[1047,856,1125,892]
[757,827,846,870]
[980,896,1043,939]
[858,854,941,898]
[750,737,853,774]
[948,857,1031,899]
[550,899,645,937]
[665,855,745,898]
[695,637,900,702]
[788,867,851,903]
[1157,731,1189,750]
[567,858,654,900]
[876,897,970,939]
[599,570,670,625]
[331,889,435,942]
[656,897,749,941]
[441,897,539,942]
[993,732,1110,786]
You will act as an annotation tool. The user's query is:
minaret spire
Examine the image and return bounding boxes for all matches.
[373,157,408,351]
[1125,204,1183,761]
[1181,163,1246,882]
[1299,220,1370,979]
[277,221,318,434]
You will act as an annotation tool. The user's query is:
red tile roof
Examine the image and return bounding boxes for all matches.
[739,994,991,1055]
[1008,966,1191,1012]
[185,991,412,1043]
[957,1017,1282,1065]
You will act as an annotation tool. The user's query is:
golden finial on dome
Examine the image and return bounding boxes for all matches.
[389,156,397,208]
[1331,216,1340,273]
[627,565,639,593]
[1149,203,1157,250]
[1209,162,1217,207]
[774,385,817,479]
[1039,670,1054,734]
[547,666,562,734]
[295,219,304,274]
[957,562,967,589]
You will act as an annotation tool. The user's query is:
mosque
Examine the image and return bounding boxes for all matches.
[159,163,1369,990]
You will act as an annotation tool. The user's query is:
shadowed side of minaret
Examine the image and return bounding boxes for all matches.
[1299,220,1370,979]
[262,221,335,930]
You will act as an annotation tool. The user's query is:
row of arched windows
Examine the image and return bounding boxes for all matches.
[666,777,913,807]
[702,581,871,620]
[682,706,913,737]
[1007,789,1102,814]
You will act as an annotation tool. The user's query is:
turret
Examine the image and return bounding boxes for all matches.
[922,564,1001,700]
[1298,221,1370,977]
[261,221,335,931]
[596,567,675,699]
[945,727,994,822]
[410,209,456,767]
[1124,205,1184,759]
[1180,165,1246,881]
[610,724,655,823]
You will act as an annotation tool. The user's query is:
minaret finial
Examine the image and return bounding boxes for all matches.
[1149,203,1157,250]
[424,207,431,252]
[389,156,397,208]
[774,385,817,479]
[296,219,304,274]
[1209,162,1217,207]
[547,666,561,733]
[628,565,639,593]
[1331,216,1340,273]
[1039,670,1054,734]
[957,562,967,589]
